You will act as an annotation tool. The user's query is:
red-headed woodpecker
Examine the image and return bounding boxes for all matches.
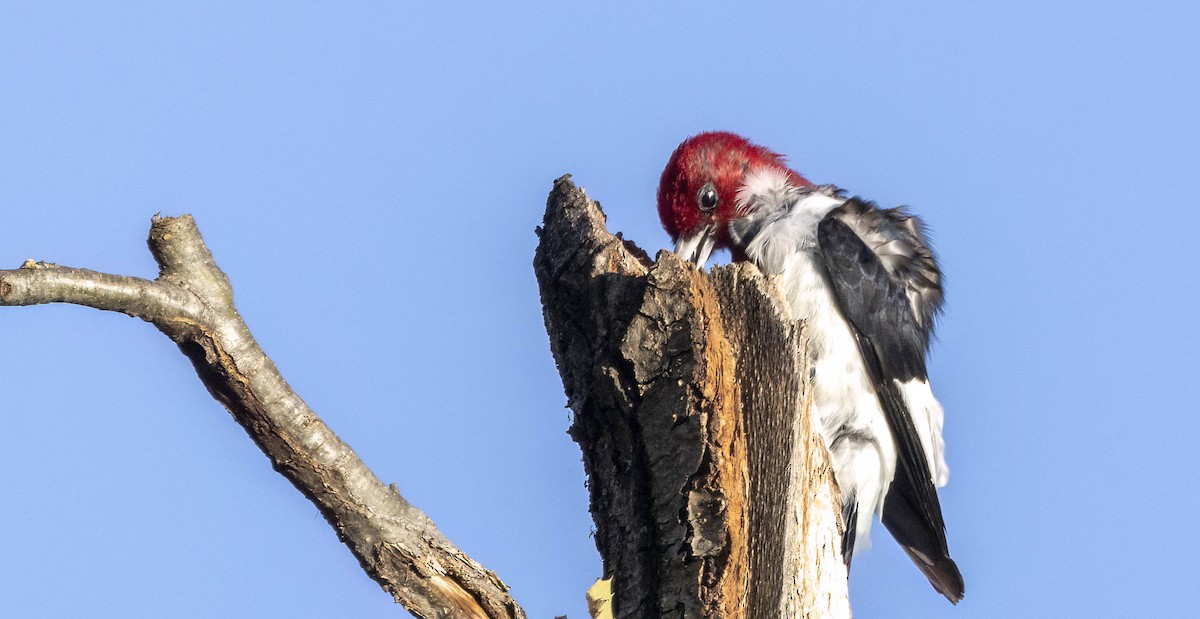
[657,131,964,603]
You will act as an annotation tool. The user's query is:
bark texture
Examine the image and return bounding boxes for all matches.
[535,176,849,618]
[0,216,523,619]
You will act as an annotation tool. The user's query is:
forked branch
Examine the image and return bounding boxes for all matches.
[0,215,523,619]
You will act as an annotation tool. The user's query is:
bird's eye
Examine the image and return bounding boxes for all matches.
[696,183,719,212]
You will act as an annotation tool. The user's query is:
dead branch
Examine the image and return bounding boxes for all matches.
[0,215,523,619]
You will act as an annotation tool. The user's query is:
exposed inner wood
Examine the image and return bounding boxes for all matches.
[535,176,849,618]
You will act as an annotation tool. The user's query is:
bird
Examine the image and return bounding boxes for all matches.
[656,131,964,603]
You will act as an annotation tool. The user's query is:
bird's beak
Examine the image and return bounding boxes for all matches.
[674,228,716,267]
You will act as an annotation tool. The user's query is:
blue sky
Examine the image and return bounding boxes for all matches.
[2,2,1198,617]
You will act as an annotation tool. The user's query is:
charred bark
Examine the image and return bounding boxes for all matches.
[534,176,849,618]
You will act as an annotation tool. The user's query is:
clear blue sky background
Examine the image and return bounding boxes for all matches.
[2,2,1197,617]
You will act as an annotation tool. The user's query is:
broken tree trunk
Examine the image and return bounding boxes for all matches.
[534,176,850,618]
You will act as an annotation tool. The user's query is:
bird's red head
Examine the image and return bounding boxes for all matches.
[657,131,809,264]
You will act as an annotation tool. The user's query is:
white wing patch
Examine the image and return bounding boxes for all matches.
[897,378,950,487]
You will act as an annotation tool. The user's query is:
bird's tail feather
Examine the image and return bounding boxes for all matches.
[841,499,858,569]
[881,463,965,603]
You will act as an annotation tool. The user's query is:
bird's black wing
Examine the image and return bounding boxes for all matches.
[825,197,944,350]
[817,198,963,603]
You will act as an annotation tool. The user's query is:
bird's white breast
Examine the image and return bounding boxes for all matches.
[732,171,898,551]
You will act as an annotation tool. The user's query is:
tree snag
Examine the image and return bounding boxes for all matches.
[534,176,850,618]
[2,175,849,618]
